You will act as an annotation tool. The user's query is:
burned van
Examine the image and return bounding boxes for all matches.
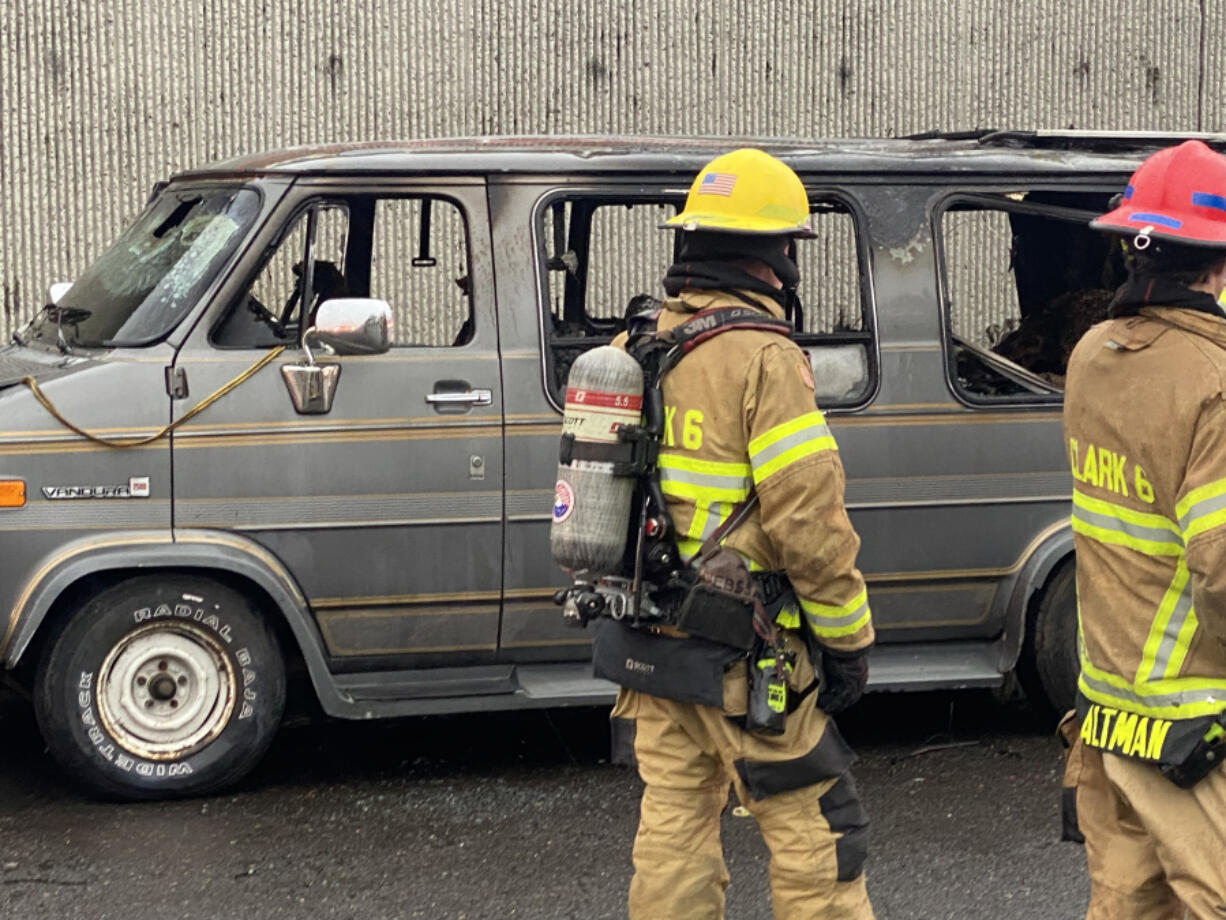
[0,132,1191,797]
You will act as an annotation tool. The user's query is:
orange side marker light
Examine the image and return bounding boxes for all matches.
[0,480,26,507]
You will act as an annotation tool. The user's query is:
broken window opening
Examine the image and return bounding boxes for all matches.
[940,190,1122,400]
[538,192,875,408]
[213,195,472,349]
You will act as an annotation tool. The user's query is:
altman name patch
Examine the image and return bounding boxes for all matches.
[43,477,151,500]
[1080,702,1173,762]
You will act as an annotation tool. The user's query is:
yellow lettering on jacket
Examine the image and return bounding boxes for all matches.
[1147,719,1172,759]
[1069,438,1082,482]
[1107,712,1137,753]
[1080,709,1095,745]
[1080,704,1173,761]
[1068,439,1133,498]
[1082,447,1098,488]
[662,405,677,447]
[1129,718,1150,757]
[682,410,704,450]
[1096,707,1116,747]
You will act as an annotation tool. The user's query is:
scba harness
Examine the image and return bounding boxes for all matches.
[551,304,812,732]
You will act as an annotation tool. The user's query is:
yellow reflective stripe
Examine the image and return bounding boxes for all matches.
[1073,490,1181,535]
[685,502,714,541]
[800,589,871,637]
[1176,477,1226,520]
[1079,649,1226,720]
[1167,606,1199,679]
[748,410,828,456]
[1071,490,1183,557]
[660,478,750,503]
[752,437,838,484]
[1137,562,1191,682]
[1178,478,1226,542]
[658,453,751,478]
[658,451,751,503]
[748,411,836,484]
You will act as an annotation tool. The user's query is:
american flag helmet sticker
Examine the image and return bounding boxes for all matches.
[699,172,737,196]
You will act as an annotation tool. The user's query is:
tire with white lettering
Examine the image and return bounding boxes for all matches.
[1025,558,1079,714]
[34,574,285,800]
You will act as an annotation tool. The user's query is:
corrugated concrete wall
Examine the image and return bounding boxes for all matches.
[2,0,1222,339]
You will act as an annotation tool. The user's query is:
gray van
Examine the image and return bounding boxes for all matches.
[0,133,1176,797]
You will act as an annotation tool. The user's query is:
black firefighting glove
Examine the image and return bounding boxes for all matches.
[817,647,870,715]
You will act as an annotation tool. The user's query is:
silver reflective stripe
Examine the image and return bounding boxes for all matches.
[750,423,832,471]
[1080,668,1226,710]
[1071,504,1183,549]
[1147,580,1195,682]
[658,467,751,494]
[695,501,731,541]
[1179,490,1226,535]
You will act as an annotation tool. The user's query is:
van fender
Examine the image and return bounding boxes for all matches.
[995,521,1074,672]
[2,528,349,714]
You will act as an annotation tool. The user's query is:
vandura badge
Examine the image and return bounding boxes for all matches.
[42,477,151,500]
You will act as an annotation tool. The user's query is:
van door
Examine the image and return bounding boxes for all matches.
[490,181,877,662]
[171,180,504,669]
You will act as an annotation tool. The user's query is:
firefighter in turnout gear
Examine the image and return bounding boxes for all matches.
[1062,140,1226,919]
[607,149,876,920]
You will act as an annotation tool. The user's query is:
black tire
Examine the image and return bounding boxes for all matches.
[34,574,285,800]
[1022,558,1080,715]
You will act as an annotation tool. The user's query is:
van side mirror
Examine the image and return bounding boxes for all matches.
[311,298,392,355]
[280,298,392,414]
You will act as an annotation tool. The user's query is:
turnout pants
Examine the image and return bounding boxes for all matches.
[1064,719,1226,919]
[610,640,874,920]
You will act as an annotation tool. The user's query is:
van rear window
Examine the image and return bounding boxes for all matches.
[938,190,1120,402]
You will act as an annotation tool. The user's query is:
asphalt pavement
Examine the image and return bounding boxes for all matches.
[0,688,1089,919]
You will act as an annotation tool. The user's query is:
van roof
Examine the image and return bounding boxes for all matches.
[177,131,1226,180]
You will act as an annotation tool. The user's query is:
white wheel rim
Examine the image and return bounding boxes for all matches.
[97,622,238,760]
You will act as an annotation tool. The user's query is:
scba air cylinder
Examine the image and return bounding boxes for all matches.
[551,346,644,576]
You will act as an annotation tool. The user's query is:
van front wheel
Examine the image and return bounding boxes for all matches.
[1024,558,1080,714]
[34,575,285,800]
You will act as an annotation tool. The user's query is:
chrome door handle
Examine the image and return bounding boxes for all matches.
[426,389,492,407]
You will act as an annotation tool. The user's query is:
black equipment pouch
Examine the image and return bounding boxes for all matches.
[591,617,742,707]
[674,546,759,651]
[1160,720,1226,789]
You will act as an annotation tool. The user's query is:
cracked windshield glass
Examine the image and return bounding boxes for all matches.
[29,186,260,348]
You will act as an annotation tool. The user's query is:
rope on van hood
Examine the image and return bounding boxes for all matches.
[19,346,286,448]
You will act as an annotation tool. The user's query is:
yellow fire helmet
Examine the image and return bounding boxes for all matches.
[662,148,816,237]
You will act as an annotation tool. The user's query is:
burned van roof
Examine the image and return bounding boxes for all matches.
[175,132,1226,181]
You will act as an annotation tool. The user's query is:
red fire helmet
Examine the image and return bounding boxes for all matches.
[1092,140,1226,248]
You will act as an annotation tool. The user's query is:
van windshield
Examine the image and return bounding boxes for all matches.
[28,186,261,348]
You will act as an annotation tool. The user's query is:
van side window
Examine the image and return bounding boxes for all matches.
[939,191,1121,401]
[542,199,678,391]
[794,203,872,405]
[538,194,874,407]
[371,198,473,347]
[213,195,473,349]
